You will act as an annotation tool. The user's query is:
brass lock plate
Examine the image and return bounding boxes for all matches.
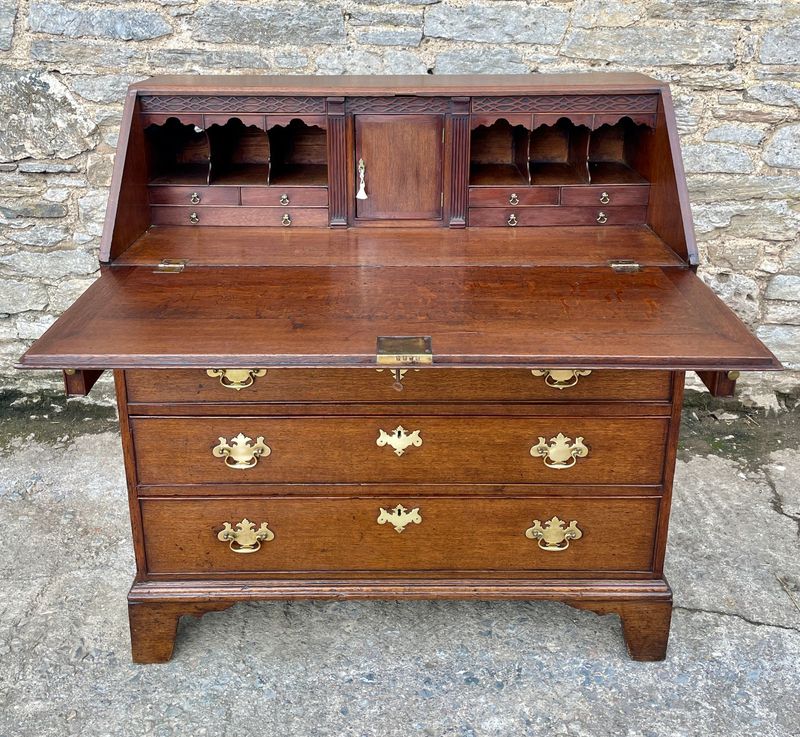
[376,336,433,366]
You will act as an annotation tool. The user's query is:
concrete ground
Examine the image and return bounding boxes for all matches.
[0,390,798,737]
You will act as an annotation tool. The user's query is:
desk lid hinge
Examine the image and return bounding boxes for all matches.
[154,259,188,273]
[376,336,433,366]
[608,259,641,273]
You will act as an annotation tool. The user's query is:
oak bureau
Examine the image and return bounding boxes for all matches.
[20,74,780,663]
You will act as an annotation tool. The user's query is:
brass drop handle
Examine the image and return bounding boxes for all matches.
[531,369,592,390]
[525,516,582,551]
[206,368,267,390]
[356,158,368,200]
[189,211,199,224]
[530,433,589,469]
[279,193,290,206]
[218,518,274,553]
[509,192,520,205]
[596,211,608,224]
[190,191,201,204]
[507,213,518,227]
[599,191,610,204]
[281,212,292,227]
[377,504,421,533]
[377,425,422,457]
[212,433,271,469]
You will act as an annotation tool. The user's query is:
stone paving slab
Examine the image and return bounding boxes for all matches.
[1,430,798,737]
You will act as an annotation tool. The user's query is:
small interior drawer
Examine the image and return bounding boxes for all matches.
[240,187,328,207]
[148,186,239,206]
[468,187,559,207]
[560,185,650,207]
[140,494,660,574]
[469,206,647,227]
[151,206,329,227]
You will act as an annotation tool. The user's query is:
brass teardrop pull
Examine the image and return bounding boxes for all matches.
[507,213,518,227]
[279,193,290,206]
[190,191,201,204]
[282,212,292,226]
[596,211,608,224]
[189,211,199,224]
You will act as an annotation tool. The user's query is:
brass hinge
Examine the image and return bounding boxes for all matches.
[377,336,433,366]
[154,259,188,273]
[608,259,641,273]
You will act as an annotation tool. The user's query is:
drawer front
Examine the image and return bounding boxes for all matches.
[468,187,559,207]
[151,206,329,227]
[560,185,650,207]
[125,369,673,404]
[131,416,668,485]
[141,495,659,574]
[148,186,239,206]
[240,187,328,207]
[469,206,647,227]
[141,493,658,574]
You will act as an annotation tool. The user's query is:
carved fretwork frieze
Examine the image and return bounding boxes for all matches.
[471,94,659,114]
[346,96,452,114]
[139,95,326,114]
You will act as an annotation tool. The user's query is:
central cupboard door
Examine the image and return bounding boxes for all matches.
[355,114,444,221]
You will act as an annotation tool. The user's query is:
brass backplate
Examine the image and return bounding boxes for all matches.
[376,336,433,366]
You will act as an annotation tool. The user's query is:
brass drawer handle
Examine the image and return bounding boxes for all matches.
[599,191,610,204]
[281,212,292,226]
[218,518,274,553]
[279,193,290,206]
[507,213,518,227]
[377,425,422,457]
[190,191,201,204]
[530,433,589,469]
[525,516,582,551]
[377,504,421,533]
[189,211,199,224]
[596,211,608,224]
[212,433,271,469]
[509,192,520,205]
[206,368,267,390]
[531,369,592,390]
[356,158,368,200]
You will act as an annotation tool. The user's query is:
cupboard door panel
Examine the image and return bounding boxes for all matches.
[355,114,444,221]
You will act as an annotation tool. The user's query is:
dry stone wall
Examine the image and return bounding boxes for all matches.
[1,0,799,402]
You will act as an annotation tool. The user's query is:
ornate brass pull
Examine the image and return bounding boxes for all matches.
[599,191,610,204]
[279,193,290,206]
[377,504,421,533]
[596,211,608,224]
[377,425,422,457]
[206,368,267,390]
[507,213,518,227]
[530,433,589,469]
[356,158,368,200]
[190,191,201,204]
[212,433,271,469]
[531,369,592,390]
[217,518,274,553]
[525,517,582,551]
[189,211,199,224]
[509,192,520,205]
[281,212,292,226]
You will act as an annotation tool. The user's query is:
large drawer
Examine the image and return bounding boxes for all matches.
[124,369,673,404]
[140,495,660,574]
[469,206,647,227]
[151,206,329,227]
[130,416,669,485]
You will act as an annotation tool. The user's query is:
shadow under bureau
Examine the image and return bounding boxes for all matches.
[19,74,780,663]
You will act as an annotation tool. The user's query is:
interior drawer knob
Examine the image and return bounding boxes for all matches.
[376,425,422,457]
[212,433,271,469]
[189,211,199,224]
[508,192,520,205]
[217,518,274,553]
[531,369,592,390]
[206,368,267,390]
[525,516,583,551]
[279,193,290,205]
[596,211,608,224]
[530,433,589,469]
[507,213,518,227]
[190,191,201,204]
[377,504,421,533]
[599,191,610,204]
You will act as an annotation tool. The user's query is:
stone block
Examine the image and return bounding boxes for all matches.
[0,279,49,314]
[190,2,345,45]
[46,277,96,313]
[762,124,800,168]
[356,29,422,47]
[765,275,800,301]
[316,49,426,75]
[682,143,755,174]
[435,48,527,75]
[14,313,56,340]
[68,75,144,104]
[30,39,137,69]
[693,201,800,242]
[760,22,800,64]
[425,3,569,45]
[748,83,800,108]
[571,0,642,29]
[78,191,109,237]
[687,175,800,203]
[704,125,766,147]
[4,225,69,248]
[701,271,760,325]
[0,250,98,281]
[764,301,800,325]
[756,325,800,367]
[0,0,16,51]
[28,2,171,41]
[651,0,799,21]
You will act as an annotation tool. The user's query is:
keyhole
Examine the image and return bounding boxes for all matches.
[392,369,404,392]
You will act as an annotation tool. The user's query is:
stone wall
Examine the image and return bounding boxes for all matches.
[1,0,798,402]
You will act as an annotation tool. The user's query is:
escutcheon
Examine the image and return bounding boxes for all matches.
[377,426,423,457]
[217,518,274,553]
[377,504,421,533]
[531,369,592,390]
[525,516,583,551]
[530,433,589,469]
[212,433,271,469]
[206,368,267,390]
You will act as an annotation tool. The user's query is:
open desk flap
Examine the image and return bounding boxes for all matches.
[19,265,780,371]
